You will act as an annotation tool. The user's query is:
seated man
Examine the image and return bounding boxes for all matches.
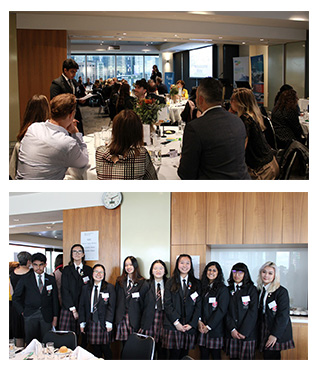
[147,82,166,104]
[178,78,250,180]
[133,78,148,101]
[156,76,168,95]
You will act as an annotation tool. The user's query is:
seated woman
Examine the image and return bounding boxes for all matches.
[230,88,279,180]
[115,83,135,114]
[16,93,88,180]
[176,80,188,99]
[95,109,158,180]
[271,89,304,149]
[10,94,51,179]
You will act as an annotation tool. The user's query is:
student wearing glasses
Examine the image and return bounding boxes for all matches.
[225,262,258,360]
[59,244,93,346]
[79,264,116,359]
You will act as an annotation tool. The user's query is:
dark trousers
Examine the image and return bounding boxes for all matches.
[263,349,281,360]
[169,348,189,360]
[24,309,51,344]
[92,344,112,360]
[199,346,221,360]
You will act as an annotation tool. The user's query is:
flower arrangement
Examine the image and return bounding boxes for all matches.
[169,84,179,97]
[133,98,165,126]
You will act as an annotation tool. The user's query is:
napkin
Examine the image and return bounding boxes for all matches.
[71,346,98,360]
[21,338,42,355]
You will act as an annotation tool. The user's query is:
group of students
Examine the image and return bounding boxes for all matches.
[11,245,295,360]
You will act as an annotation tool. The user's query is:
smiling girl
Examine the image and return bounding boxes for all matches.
[257,261,295,359]
[198,262,229,359]
[162,254,201,359]
[114,256,148,347]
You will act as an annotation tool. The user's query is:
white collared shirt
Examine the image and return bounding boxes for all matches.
[234,282,243,292]
[74,262,83,273]
[62,73,75,94]
[34,271,45,290]
[180,274,189,289]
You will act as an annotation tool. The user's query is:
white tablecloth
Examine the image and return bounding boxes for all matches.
[83,126,182,180]
[158,101,187,124]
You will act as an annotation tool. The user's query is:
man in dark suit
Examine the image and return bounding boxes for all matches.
[178,78,250,180]
[50,58,84,134]
[13,253,59,344]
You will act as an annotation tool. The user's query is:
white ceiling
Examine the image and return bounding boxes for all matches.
[13,11,309,53]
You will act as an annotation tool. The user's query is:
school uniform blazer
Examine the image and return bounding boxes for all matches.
[140,279,165,330]
[115,279,148,331]
[201,283,229,338]
[164,277,201,335]
[258,285,293,343]
[78,282,116,327]
[60,264,93,310]
[12,270,59,323]
[225,284,258,341]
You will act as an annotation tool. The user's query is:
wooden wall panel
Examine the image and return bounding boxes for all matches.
[243,193,283,244]
[63,206,120,285]
[171,193,206,245]
[283,193,308,243]
[281,322,308,360]
[207,193,244,244]
[17,29,67,126]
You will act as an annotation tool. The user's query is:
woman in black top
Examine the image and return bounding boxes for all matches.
[150,65,162,82]
[115,256,148,346]
[162,254,201,360]
[116,83,135,114]
[198,261,229,360]
[271,89,304,148]
[225,262,258,360]
[79,264,116,359]
[257,261,295,360]
[230,88,279,179]
[59,244,93,341]
[140,259,169,359]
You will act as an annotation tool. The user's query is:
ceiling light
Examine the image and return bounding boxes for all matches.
[189,38,213,42]
[289,17,307,22]
[188,11,215,15]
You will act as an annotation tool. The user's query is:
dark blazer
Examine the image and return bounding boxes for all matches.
[258,285,293,343]
[12,270,59,323]
[78,281,116,327]
[178,107,251,180]
[140,279,165,330]
[115,279,148,331]
[60,264,93,311]
[164,277,201,335]
[225,284,258,341]
[50,75,84,134]
[200,283,229,338]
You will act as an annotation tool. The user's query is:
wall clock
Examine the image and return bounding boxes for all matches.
[102,192,123,209]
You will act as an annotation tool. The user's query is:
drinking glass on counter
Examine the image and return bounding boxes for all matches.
[9,339,15,359]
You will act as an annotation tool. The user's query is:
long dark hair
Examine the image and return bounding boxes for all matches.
[227,262,253,286]
[148,259,168,284]
[92,263,108,290]
[201,261,225,295]
[170,254,199,293]
[68,244,86,265]
[116,256,145,287]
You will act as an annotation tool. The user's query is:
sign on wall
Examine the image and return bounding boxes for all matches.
[233,56,249,86]
[81,231,99,260]
[251,54,264,105]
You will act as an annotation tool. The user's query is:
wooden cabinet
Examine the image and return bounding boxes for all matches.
[283,193,308,243]
[281,321,308,360]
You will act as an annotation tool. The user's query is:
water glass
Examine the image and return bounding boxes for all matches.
[94,132,101,149]
[46,341,55,358]
[9,339,15,359]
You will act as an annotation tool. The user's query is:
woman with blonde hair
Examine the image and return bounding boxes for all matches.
[230,88,279,179]
[257,261,295,360]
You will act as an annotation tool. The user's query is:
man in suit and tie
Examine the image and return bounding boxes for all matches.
[178,77,251,180]
[50,58,84,134]
[13,253,59,344]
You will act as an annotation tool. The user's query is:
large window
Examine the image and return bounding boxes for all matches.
[72,54,160,87]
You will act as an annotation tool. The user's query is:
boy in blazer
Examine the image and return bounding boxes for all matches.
[12,253,59,344]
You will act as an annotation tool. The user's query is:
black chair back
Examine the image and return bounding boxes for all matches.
[42,330,77,350]
[263,116,278,151]
[121,333,155,360]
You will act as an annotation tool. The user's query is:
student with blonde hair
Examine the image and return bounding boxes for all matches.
[257,261,295,359]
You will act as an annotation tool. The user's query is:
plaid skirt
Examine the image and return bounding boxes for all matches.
[87,319,114,345]
[139,309,164,343]
[225,338,256,360]
[162,328,196,350]
[115,312,133,341]
[59,308,78,333]
[258,315,295,352]
[197,333,224,350]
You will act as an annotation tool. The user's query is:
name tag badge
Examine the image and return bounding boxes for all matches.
[83,276,90,284]
[241,295,250,305]
[209,297,216,304]
[190,291,199,301]
[46,285,53,291]
[132,292,140,299]
[268,300,277,311]
[101,292,109,299]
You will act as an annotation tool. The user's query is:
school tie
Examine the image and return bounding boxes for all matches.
[259,287,266,312]
[236,284,240,292]
[126,280,133,298]
[156,283,162,310]
[92,285,99,322]
[182,279,187,298]
[38,274,43,293]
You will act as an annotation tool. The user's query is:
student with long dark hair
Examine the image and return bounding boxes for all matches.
[225,262,258,360]
[198,261,229,360]
[79,264,116,359]
[162,254,201,360]
[140,259,169,359]
[257,261,295,360]
[115,256,148,346]
[59,244,93,346]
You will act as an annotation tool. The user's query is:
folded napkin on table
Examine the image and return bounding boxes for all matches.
[21,338,42,355]
[71,346,98,360]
